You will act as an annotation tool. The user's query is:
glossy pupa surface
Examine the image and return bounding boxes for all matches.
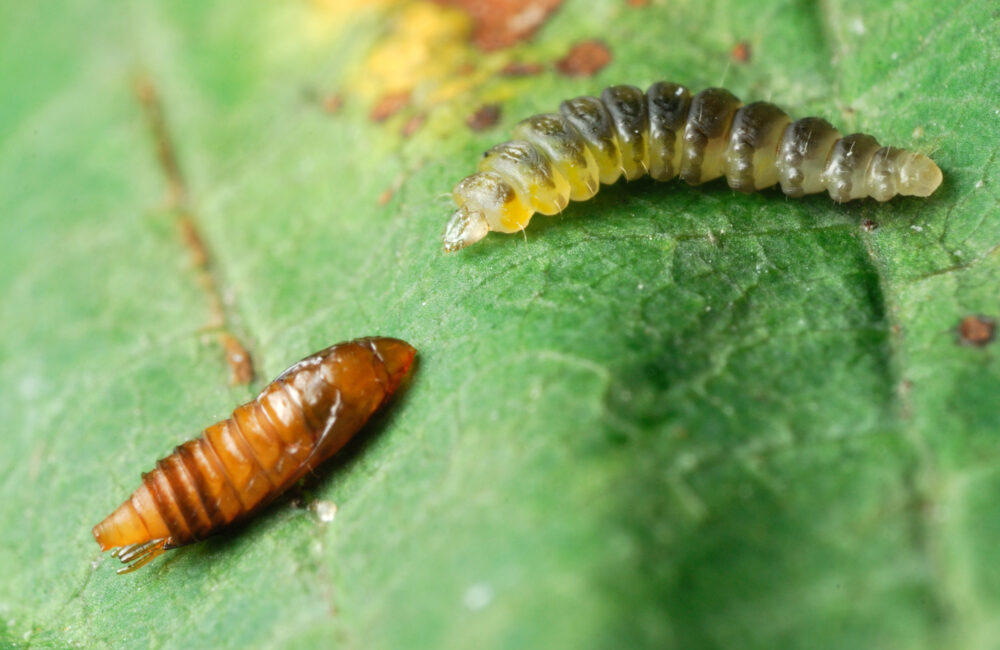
[93,337,417,573]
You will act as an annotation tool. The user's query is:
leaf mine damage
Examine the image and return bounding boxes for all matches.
[133,75,255,385]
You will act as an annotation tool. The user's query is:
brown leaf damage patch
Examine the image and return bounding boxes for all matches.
[466,103,502,131]
[731,41,751,63]
[370,91,412,123]
[556,40,612,77]
[957,315,996,347]
[341,1,563,128]
[401,113,427,137]
[133,74,256,386]
[433,0,564,51]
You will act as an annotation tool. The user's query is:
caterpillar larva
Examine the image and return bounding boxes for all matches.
[92,337,417,573]
[442,82,942,251]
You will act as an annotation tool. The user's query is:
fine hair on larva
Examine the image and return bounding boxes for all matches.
[92,337,417,573]
[442,82,942,251]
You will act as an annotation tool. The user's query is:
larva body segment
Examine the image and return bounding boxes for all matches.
[680,87,742,185]
[725,101,791,192]
[93,337,417,573]
[511,114,600,202]
[479,140,570,215]
[646,82,692,182]
[601,85,650,180]
[442,82,942,252]
[558,95,623,185]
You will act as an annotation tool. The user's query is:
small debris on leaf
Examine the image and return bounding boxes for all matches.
[310,500,338,523]
[731,41,751,63]
[860,218,878,232]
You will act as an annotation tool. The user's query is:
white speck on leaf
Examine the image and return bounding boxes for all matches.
[310,500,338,523]
[463,582,494,611]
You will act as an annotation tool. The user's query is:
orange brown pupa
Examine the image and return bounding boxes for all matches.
[442,82,943,251]
[93,337,417,573]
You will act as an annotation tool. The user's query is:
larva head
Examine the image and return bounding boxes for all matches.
[443,204,489,252]
[443,171,532,252]
[897,152,943,197]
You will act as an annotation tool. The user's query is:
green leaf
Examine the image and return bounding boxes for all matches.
[2,0,998,648]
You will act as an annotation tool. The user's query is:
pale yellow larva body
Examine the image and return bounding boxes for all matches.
[442,82,942,251]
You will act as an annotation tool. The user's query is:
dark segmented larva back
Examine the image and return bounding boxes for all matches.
[646,82,692,182]
[558,95,622,185]
[442,82,942,252]
[681,87,742,185]
[601,85,650,180]
[92,337,417,573]
[725,101,791,192]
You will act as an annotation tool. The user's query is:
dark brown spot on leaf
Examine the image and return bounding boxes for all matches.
[466,104,502,131]
[860,218,878,232]
[433,0,564,51]
[957,315,996,347]
[370,91,411,123]
[556,40,612,77]
[731,41,751,63]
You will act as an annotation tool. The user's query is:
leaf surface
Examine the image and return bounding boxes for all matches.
[1,1,998,648]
